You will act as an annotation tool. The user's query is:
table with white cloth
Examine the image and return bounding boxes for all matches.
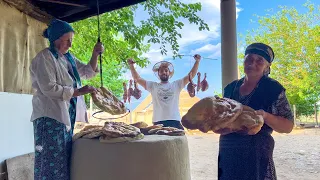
[71,135,191,180]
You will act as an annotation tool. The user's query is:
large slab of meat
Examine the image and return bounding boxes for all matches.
[181,96,264,135]
[91,87,127,115]
[73,122,144,143]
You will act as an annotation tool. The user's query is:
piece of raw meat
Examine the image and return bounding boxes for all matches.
[200,73,209,92]
[132,80,142,99]
[128,80,134,103]
[123,82,128,103]
[197,72,201,93]
[187,73,196,98]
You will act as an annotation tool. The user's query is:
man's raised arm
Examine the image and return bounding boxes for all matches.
[182,54,201,86]
[127,59,147,90]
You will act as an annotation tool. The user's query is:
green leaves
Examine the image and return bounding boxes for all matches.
[70,0,209,105]
[238,1,320,115]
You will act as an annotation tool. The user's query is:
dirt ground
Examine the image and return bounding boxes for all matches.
[187,128,320,180]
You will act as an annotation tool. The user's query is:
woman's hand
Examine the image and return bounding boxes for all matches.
[73,85,97,97]
[92,42,104,57]
[255,109,267,119]
[255,109,293,133]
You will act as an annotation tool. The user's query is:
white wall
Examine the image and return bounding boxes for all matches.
[0,92,34,164]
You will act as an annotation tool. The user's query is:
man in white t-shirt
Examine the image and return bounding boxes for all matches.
[127,54,201,129]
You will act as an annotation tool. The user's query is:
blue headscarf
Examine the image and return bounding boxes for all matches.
[43,19,81,86]
[43,19,74,43]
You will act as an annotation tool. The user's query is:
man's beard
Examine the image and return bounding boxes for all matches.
[160,75,169,82]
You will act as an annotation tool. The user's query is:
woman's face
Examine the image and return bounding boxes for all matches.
[244,54,270,77]
[54,32,74,54]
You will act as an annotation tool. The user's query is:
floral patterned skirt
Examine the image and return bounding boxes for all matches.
[33,98,76,180]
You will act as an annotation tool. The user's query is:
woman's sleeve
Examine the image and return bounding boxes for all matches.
[74,56,99,79]
[31,52,74,101]
[271,90,294,121]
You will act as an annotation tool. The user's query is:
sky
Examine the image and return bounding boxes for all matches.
[123,0,317,110]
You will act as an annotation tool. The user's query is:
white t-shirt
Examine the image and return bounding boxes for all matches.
[146,79,185,122]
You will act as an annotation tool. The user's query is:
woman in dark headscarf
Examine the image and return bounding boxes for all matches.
[29,19,104,180]
[218,43,294,180]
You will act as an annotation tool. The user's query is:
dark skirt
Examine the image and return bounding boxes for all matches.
[154,120,184,130]
[218,132,276,180]
[33,98,76,180]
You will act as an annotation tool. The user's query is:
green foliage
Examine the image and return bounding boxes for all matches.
[69,0,209,105]
[238,1,320,115]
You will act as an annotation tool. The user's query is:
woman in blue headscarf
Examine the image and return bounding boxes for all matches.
[29,19,104,180]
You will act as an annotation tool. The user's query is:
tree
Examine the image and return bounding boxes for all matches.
[70,0,209,104]
[238,1,320,115]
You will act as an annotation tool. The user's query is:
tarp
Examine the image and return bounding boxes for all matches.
[0,0,48,94]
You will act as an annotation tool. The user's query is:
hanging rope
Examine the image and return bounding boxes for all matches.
[96,0,103,87]
[90,0,131,120]
[178,54,218,60]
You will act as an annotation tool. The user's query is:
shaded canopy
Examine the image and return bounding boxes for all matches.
[4,0,146,23]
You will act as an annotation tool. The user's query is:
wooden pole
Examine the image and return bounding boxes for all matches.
[90,96,93,121]
[315,103,318,127]
[293,105,297,127]
[130,102,133,124]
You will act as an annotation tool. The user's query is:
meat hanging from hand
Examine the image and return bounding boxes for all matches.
[200,73,209,92]
[132,80,142,99]
[123,82,128,103]
[196,72,201,93]
[187,73,197,98]
[127,79,134,103]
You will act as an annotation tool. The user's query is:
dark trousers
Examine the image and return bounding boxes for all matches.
[153,120,184,130]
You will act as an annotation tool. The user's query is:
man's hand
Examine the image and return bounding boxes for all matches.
[127,58,135,66]
[194,54,201,62]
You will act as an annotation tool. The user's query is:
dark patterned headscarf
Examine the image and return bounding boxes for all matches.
[245,43,274,63]
[245,43,274,75]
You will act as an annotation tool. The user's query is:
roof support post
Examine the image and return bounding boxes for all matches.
[220,0,238,92]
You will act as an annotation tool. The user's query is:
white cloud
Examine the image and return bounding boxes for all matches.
[186,0,242,17]
[138,0,242,67]
[123,64,154,81]
[208,50,221,59]
[177,23,220,47]
[122,71,132,80]
[157,1,241,49]
[184,43,221,60]
[142,48,164,63]
[191,43,221,54]
[236,2,243,19]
